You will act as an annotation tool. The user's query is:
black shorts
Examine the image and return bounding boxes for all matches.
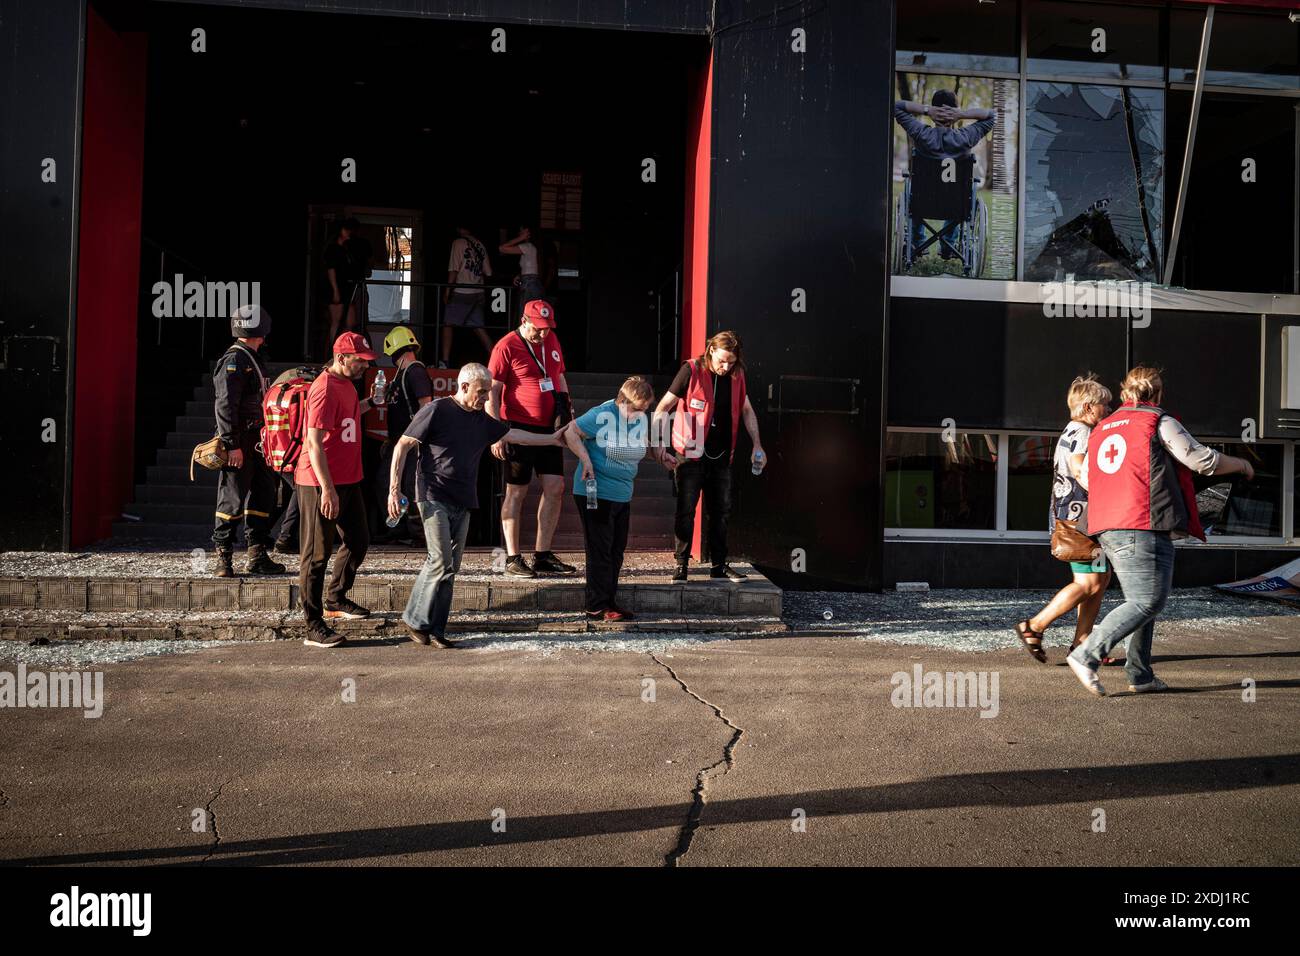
[505,421,564,485]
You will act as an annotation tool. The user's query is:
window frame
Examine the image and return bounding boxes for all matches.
[884,426,1294,547]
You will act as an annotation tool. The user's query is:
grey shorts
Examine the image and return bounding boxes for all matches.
[444,294,486,328]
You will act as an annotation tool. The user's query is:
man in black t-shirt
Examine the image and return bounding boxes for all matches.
[375,326,434,543]
[324,218,365,347]
[387,363,564,647]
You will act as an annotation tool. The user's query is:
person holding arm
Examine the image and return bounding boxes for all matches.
[1066,367,1256,696]
[565,376,668,622]
[389,363,565,648]
[296,332,384,649]
[1013,375,1114,662]
[653,330,765,583]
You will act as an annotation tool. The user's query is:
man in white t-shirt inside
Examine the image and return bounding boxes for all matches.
[500,225,548,307]
[441,223,494,368]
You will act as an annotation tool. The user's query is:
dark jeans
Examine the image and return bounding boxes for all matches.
[274,475,298,543]
[297,482,370,622]
[575,496,630,612]
[673,455,732,568]
[213,437,282,549]
[402,498,471,637]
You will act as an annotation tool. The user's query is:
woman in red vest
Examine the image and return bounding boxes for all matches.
[1065,367,1255,697]
[654,331,766,582]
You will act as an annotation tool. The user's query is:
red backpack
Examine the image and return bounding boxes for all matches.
[261,366,322,475]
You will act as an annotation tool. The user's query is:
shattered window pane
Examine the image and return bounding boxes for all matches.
[1024,83,1164,282]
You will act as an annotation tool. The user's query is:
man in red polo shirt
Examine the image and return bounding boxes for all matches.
[487,299,577,577]
[296,331,383,648]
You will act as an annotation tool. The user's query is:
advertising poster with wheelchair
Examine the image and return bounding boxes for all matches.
[892,73,1018,279]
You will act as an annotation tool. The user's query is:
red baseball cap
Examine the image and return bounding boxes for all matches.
[333,331,377,360]
[523,299,556,328]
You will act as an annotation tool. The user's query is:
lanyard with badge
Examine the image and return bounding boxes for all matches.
[517,330,554,393]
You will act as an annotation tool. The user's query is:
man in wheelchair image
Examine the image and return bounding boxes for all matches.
[892,90,997,277]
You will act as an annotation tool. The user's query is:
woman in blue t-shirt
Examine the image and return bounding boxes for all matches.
[562,376,673,622]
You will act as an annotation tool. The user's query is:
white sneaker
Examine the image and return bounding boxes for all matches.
[1129,677,1170,694]
[1067,653,1107,697]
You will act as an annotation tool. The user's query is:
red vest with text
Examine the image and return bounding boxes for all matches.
[1086,405,1205,541]
[671,361,746,462]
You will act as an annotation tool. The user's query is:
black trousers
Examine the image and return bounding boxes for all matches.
[673,455,733,568]
[575,496,630,612]
[297,482,370,622]
[275,476,299,542]
[213,437,282,549]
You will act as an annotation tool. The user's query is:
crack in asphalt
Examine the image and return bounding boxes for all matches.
[0,787,8,812]
[200,779,231,865]
[650,654,745,868]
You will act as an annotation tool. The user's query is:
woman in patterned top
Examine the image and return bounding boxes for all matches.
[1013,374,1114,662]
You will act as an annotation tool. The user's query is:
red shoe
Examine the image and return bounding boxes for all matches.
[602,607,636,622]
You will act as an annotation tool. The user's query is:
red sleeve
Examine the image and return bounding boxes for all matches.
[487,338,510,383]
[305,379,332,431]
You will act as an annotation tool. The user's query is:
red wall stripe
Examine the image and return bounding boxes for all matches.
[72,6,147,547]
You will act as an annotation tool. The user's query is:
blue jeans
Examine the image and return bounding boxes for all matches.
[1070,530,1175,687]
[402,498,471,638]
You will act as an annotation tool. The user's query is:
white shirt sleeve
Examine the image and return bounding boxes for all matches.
[447,238,463,275]
[1158,416,1221,476]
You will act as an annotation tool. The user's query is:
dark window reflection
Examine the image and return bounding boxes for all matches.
[1197,443,1281,537]
[885,432,998,531]
[1027,1,1163,81]
[1007,434,1055,532]
[1024,83,1164,282]
[897,0,1018,74]
[1171,10,1300,91]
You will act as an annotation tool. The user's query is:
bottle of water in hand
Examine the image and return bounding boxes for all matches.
[387,495,408,527]
[585,476,598,510]
[752,450,765,476]
[373,369,387,406]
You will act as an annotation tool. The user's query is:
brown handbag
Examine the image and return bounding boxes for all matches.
[1050,519,1099,563]
[190,436,228,481]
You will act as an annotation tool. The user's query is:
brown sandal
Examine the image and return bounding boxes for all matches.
[1014,620,1047,663]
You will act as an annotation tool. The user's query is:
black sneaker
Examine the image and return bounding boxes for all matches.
[710,565,747,582]
[324,598,371,620]
[303,620,344,648]
[504,554,536,578]
[671,564,688,583]
[532,551,576,575]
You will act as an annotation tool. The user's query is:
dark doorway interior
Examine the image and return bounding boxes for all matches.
[136,2,700,367]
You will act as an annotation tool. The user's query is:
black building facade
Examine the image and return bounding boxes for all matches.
[2,0,1298,591]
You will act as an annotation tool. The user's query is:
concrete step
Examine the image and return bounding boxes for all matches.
[0,563,780,620]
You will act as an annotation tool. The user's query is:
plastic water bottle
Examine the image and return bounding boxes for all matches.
[373,369,387,405]
[585,476,598,509]
[386,495,408,527]
[752,450,765,476]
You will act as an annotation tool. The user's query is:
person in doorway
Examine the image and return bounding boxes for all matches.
[442,224,495,368]
[296,332,386,649]
[1065,367,1256,696]
[487,299,576,578]
[654,330,765,583]
[212,304,285,578]
[324,218,364,346]
[499,225,548,308]
[565,376,669,622]
[376,325,434,544]
[1013,374,1113,662]
[388,364,565,648]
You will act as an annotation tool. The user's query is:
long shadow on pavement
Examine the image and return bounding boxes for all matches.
[4,752,1297,867]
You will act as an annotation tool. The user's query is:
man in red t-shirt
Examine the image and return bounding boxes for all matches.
[296,331,383,648]
[487,299,576,577]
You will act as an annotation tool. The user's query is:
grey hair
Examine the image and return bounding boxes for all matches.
[458,363,492,388]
